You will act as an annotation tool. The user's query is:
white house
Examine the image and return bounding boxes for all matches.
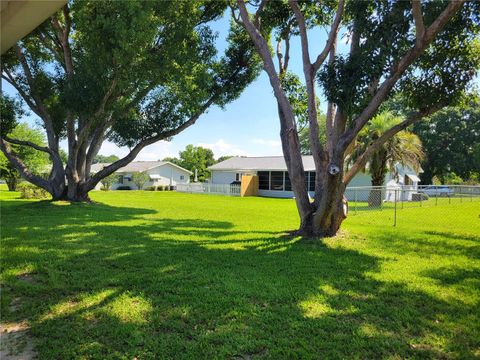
[91,161,192,190]
[208,156,421,200]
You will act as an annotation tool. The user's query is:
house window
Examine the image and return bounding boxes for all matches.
[118,175,124,184]
[284,171,291,191]
[309,172,316,191]
[258,171,269,190]
[270,171,284,191]
[235,173,241,181]
[180,175,184,180]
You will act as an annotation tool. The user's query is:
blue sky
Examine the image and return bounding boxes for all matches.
[2,13,477,161]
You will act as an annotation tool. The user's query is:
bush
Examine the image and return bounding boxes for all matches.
[17,183,50,199]
[145,186,156,191]
[157,185,164,191]
[116,186,131,190]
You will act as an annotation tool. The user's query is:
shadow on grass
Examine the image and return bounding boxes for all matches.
[422,266,480,286]
[1,199,478,359]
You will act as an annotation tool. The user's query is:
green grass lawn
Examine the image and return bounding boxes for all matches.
[1,187,479,359]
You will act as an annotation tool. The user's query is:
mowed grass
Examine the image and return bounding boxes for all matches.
[1,187,479,359]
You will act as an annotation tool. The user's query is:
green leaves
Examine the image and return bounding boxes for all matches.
[350,111,425,182]
[413,97,480,183]
[318,0,480,120]
[164,144,215,182]
[0,123,51,183]
[0,96,22,136]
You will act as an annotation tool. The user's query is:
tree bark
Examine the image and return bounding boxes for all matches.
[6,176,18,191]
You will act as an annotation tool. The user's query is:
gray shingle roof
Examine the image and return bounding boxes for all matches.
[208,156,316,171]
[91,161,192,174]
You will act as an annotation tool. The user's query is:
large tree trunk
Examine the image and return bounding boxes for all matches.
[276,105,314,232]
[296,177,347,237]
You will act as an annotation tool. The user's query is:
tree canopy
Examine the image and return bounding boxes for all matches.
[163,144,215,182]
[413,96,480,183]
[93,154,120,164]
[1,0,260,200]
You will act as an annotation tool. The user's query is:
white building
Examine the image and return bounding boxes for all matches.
[209,156,421,199]
[91,161,192,190]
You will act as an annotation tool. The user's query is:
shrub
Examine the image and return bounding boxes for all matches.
[100,173,117,191]
[131,171,149,190]
[116,186,131,190]
[145,186,156,191]
[17,183,50,199]
[157,185,164,191]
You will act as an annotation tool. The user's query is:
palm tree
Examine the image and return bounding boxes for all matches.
[348,111,425,206]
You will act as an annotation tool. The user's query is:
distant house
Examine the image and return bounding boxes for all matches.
[208,156,421,199]
[91,161,192,190]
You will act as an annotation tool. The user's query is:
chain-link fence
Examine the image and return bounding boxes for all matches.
[344,185,480,228]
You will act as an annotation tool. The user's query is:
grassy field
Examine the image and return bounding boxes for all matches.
[1,188,479,359]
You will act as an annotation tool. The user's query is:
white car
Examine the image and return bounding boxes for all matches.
[419,185,454,197]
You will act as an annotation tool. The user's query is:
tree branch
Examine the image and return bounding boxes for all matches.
[339,0,465,152]
[276,39,285,73]
[344,106,441,184]
[254,0,269,28]
[284,34,291,71]
[1,71,40,116]
[11,46,59,151]
[412,0,425,45]
[37,31,65,66]
[83,95,217,192]
[3,136,52,154]
[312,0,345,73]
[289,0,313,72]
[0,138,52,192]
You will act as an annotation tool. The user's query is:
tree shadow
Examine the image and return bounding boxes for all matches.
[422,266,480,286]
[1,199,478,358]
[424,230,480,243]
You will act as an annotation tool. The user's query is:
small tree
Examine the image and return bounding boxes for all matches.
[131,172,149,190]
[349,111,424,205]
[99,173,117,191]
[166,145,216,182]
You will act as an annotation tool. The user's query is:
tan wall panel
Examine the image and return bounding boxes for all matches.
[240,175,259,197]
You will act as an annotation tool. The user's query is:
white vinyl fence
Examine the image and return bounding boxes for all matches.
[176,183,241,196]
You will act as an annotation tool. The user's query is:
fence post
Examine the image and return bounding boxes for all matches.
[401,188,404,209]
[354,188,357,214]
[460,186,463,203]
[471,186,473,202]
[394,188,397,227]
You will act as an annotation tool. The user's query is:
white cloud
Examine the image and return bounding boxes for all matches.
[252,138,281,147]
[197,139,250,157]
